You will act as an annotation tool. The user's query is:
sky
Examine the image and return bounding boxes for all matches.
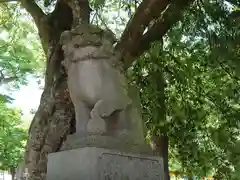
[1,75,43,127]
[11,78,43,123]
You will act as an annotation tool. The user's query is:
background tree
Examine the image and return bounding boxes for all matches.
[0,3,43,180]
[0,0,239,180]
[0,3,44,87]
[0,98,27,180]
[129,1,240,178]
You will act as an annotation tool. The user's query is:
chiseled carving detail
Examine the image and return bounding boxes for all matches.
[60,25,122,71]
[60,24,144,144]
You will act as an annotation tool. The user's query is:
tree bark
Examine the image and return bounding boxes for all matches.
[18,0,195,179]
[23,1,78,180]
[115,0,194,68]
[10,168,15,180]
[151,66,170,180]
[152,135,170,180]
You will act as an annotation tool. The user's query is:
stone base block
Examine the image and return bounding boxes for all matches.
[60,134,153,155]
[47,147,164,180]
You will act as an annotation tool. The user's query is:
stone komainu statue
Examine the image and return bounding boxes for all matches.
[60,24,144,144]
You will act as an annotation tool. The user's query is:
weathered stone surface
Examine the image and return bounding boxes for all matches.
[60,135,153,155]
[87,117,106,135]
[47,147,164,180]
[98,153,163,180]
[60,24,145,144]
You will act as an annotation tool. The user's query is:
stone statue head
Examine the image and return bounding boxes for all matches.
[59,24,118,71]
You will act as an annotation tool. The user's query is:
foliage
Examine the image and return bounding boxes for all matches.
[0,4,42,171]
[0,3,45,89]
[0,3,44,137]
[0,99,27,171]
[0,0,239,179]
[127,0,240,179]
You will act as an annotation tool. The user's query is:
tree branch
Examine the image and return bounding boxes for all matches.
[0,0,47,34]
[20,0,49,54]
[119,0,194,68]
[63,0,91,26]
[20,0,45,26]
[115,0,171,54]
[133,0,194,58]
[0,0,18,3]
[0,70,18,85]
[225,0,240,6]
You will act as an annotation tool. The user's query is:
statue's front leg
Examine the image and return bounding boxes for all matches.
[87,99,128,135]
[74,102,91,136]
[87,100,106,135]
[91,99,127,118]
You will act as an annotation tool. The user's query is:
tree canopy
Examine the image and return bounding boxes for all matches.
[0,98,27,171]
[129,1,240,178]
[0,3,44,88]
[0,2,43,175]
[0,0,240,179]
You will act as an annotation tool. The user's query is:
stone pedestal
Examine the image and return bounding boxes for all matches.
[47,135,164,180]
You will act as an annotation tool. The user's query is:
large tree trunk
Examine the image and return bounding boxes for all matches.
[151,135,170,180]
[151,67,170,180]
[20,0,193,179]
[10,168,15,180]
[23,1,89,179]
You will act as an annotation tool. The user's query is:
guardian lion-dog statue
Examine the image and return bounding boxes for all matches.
[60,25,144,144]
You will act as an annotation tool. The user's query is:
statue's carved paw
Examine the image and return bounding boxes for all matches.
[91,100,114,118]
[90,108,100,119]
[99,104,112,117]
[98,100,123,118]
[87,117,106,135]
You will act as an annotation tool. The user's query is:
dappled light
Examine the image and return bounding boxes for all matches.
[0,0,240,180]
